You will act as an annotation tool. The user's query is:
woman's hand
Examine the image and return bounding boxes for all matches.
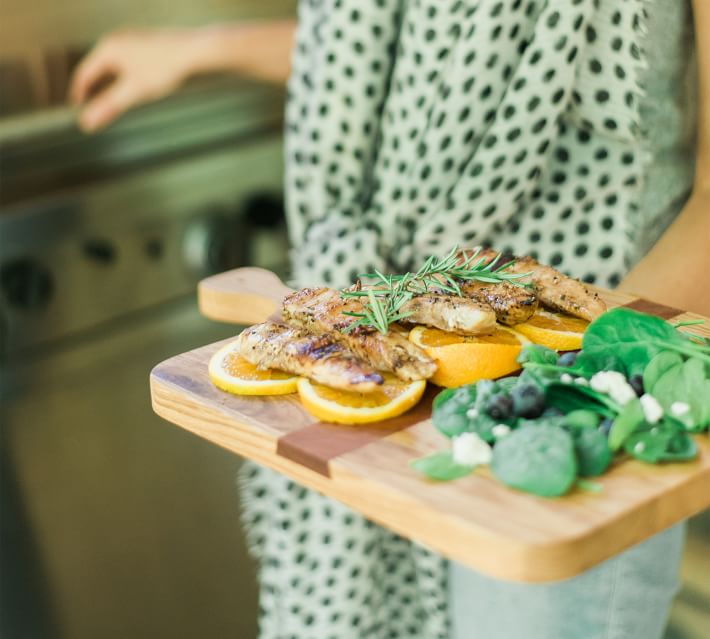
[70,28,198,132]
[70,20,295,133]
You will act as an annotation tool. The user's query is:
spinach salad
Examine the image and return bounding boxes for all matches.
[412,308,710,497]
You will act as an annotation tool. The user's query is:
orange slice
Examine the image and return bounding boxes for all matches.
[208,340,299,395]
[409,325,529,388]
[513,310,589,351]
[297,375,426,424]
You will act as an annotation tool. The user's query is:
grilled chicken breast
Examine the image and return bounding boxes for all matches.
[239,321,384,392]
[457,280,538,325]
[282,287,437,381]
[399,293,497,334]
[467,248,607,322]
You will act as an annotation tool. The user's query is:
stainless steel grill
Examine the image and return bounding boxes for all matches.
[1,63,288,639]
[1,78,289,357]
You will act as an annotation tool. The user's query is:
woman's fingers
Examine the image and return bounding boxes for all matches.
[70,41,118,105]
[70,28,198,131]
[78,80,139,132]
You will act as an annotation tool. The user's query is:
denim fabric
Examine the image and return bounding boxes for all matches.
[450,523,686,639]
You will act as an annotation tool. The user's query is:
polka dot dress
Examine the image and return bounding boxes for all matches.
[241,466,448,639]
[286,0,651,291]
[242,2,693,638]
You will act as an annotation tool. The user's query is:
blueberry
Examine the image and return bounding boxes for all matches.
[557,351,579,367]
[629,374,644,397]
[485,393,514,420]
[511,384,545,418]
[599,417,614,436]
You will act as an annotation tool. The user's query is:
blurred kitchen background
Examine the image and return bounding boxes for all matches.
[1,1,291,638]
[0,1,708,639]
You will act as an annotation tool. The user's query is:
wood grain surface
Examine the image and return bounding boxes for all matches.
[151,267,710,583]
[198,267,290,325]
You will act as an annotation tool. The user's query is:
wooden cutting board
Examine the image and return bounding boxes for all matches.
[150,267,710,583]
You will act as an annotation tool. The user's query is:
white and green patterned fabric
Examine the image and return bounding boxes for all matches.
[241,1,696,638]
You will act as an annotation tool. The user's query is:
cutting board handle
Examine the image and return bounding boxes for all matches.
[198,267,292,325]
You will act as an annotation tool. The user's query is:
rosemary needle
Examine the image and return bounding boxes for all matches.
[341,246,531,335]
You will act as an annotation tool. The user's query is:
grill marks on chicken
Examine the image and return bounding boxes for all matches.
[504,256,607,322]
[282,287,437,381]
[239,321,384,392]
[238,249,608,392]
[341,282,498,335]
[399,293,497,334]
[468,248,607,322]
[457,280,538,325]
[283,287,364,332]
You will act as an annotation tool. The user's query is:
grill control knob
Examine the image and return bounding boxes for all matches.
[82,238,117,264]
[182,214,232,276]
[0,257,54,311]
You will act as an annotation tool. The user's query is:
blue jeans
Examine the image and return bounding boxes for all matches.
[450,523,686,639]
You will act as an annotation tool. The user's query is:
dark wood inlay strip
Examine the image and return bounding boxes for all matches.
[623,298,684,320]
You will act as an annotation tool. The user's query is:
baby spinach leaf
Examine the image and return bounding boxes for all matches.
[664,431,699,461]
[473,379,499,405]
[491,425,577,497]
[410,452,474,481]
[545,383,617,418]
[576,479,603,493]
[466,415,499,442]
[496,377,520,393]
[643,352,683,395]
[518,366,559,391]
[431,381,498,440]
[574,428,612,477]
[624,428,697,463]
[517,415,567,430]
[576,308,680,377]
[564,409,601,430]
[431,385,477,437]
[652,358,710,432]
[517,344,567,389]
[432,387,458,410]
[608,398,645,451]
[518,343,559,366]
[624,430,671,463]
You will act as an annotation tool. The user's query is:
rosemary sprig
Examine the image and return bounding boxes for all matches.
[342,279,415,334]
[340,246,531,334]
[672,319,706,329]
[394,246,531,296]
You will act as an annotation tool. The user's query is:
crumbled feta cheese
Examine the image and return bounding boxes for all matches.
[590,371,626,393]
[465,407,479,419]
[670,401,690,417]
[590,371,636,405]
[640,394,664,424]
[492,424,511,439]
[609,384,637,406]
[574,377,589,387]
[452,432,492,467]
[634,441,646,454]
[560,373,573,384]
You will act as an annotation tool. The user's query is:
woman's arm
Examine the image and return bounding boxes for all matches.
[183,21,296,85]
[620,0,710,316]
[70,20,295,133]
